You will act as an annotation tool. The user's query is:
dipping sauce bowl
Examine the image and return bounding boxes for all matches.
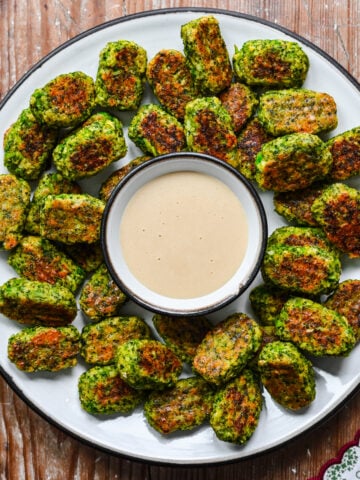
[101,152,267,316]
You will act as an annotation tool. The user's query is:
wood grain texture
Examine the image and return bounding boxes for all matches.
[1,1,360,479]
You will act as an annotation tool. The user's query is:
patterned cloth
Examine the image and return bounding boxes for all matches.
[309,430,360,479]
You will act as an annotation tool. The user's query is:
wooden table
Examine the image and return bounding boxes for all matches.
[1,1,359,478]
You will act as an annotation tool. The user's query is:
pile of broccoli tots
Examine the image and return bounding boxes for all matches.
[0,14,360,446]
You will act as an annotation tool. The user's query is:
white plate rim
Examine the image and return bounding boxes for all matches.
[0,6,360,466]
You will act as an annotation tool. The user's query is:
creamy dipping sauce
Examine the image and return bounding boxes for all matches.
[120,171,248,298]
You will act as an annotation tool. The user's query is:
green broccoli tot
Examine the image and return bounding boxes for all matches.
[233,39,309,88]
[181,15,232,95]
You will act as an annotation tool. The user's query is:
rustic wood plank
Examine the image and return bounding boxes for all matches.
[0,1,359,479]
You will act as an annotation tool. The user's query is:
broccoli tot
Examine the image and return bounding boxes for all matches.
[33,171,82,200]
[325,126,360,181]
[3,108,58,180]
[0,277,77,326]
[258,341,316,410]
[95,40,147,110]
[181,15,232,95]
[249,283,290,326]
[152,314,212,364]
[257,88,338,136]
[52,112,127,181]
[40,193,105,245]
[8,235,86,293]
[276,297,356,356]
[8,325,80,372]
[29,71,96,128]
[325,279,360,340]
[210,369,263,445]
[311,182,360,258]
[255,133,332,192]
[193,313,263,386]
[184,96,238,167]
[128,104,186,156]
[261,243,341,296]
[146,49,198,120]
[79,263,127,322]
[25,172,82,235]
[80,316,151,365]
[233,39,309,88]
[144,376,214,435]
[0,174,31,250]
[262,226,341,296]
[219,82,258,133]
[116,339,182,390]
[273,182,328,227]
[236,117,274,181]
[78,365,145,415]
[267,225,337,253]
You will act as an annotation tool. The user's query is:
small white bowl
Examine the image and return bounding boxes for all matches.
[101,152,267,316]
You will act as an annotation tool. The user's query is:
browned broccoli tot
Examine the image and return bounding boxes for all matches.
[128,104,186,156]
[233,39,309,88]
[8,235,86,293]
[8,325,80,372]
[325,126,360,181]
[61,242,103,274]
[0,278,77,326]
[261,243,341,296]
[264,225,340,292]
[325,279,360,341]
[184,96,238,167]
[25,172,82,235]
[40,193,105,245]
[146,49,199,120]
[116,339,182,390]
[257,88,338,136]
[80,316,151,365]
[144,376,214,435]
[95,40,147,110]
[152,314,212,364]
[267,225,337,253]
[52,112,127,181]
[0,174,31,250]
[258,341,316,410]
[311,182,360,258]
[193,313,262,386]
[273,182,328,227]
[276,297,356,356]
[210,369,262,445]
[3,108,58,180]
[218,82,258,133]
[236,117,274,181]
[98,155,152,202]
[181,15,232,95]
[29,71,96,128]
[78,365,145,414]
[79,263,127,321]
[255,133,332,192]
[249,283,290,326]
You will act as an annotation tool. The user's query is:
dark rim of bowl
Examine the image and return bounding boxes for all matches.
[101,151,268,316]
